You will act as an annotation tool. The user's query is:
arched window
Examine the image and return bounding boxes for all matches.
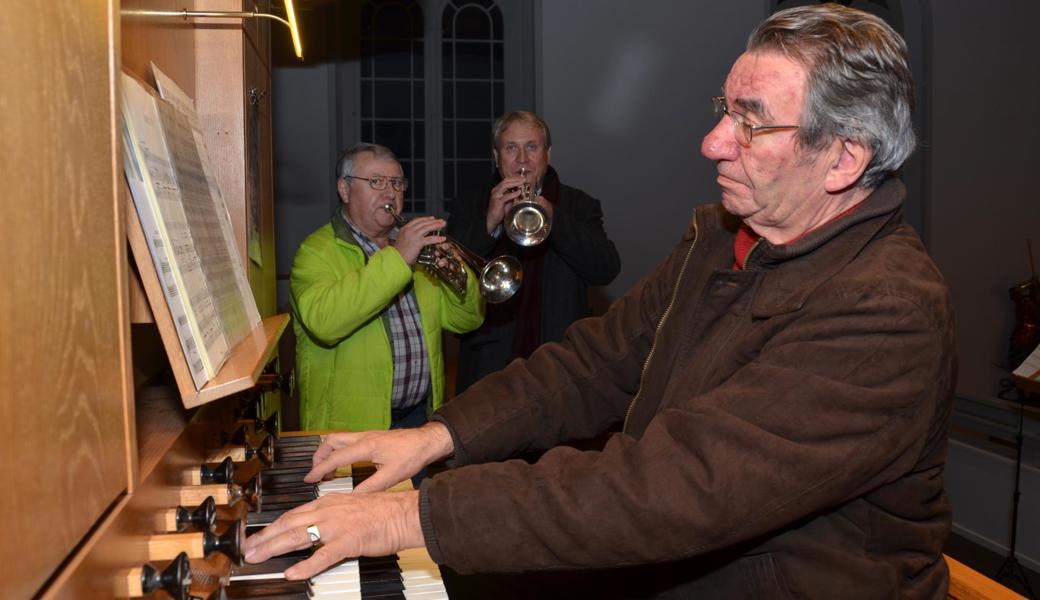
[440,0,504,213]
[357,0,526,216]
[360,1,427,212]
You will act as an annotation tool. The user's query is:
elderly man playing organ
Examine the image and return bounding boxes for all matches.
[249,4,957,598]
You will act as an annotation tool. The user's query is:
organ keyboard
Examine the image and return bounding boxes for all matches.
[223,434,450,599]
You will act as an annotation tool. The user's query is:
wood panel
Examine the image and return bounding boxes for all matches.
[0,2,130,597]
[946,555,1025,600]
[195,0,249,270]
[195,0,280,318]
[121,0,199,97]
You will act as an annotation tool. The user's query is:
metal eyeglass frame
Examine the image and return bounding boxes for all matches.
[711,96,800,146]
[343,175,409,192]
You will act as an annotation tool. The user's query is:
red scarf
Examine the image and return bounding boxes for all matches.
[490,167,560,359]
[733,203,863,270]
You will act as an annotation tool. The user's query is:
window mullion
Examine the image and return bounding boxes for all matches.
[424,0,444,216]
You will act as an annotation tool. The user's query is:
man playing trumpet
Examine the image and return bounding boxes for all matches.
[448,111,621,393]
[290,143,485,434]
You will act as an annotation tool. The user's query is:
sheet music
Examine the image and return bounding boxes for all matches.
[1013,344,1040,381]
[155,101,258,347]
[152,63,262,346]
[121,73,228,388]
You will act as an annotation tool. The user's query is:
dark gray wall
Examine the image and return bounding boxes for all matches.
[930,1,1040,401]
[273,63,341,309]
[929,0,1040,570]
[540,1,763,297]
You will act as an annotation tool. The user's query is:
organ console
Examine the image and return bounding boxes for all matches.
[113,553,192,599]
[0,3,450,598]
[3,5,1025,599]
[154,497,217,534]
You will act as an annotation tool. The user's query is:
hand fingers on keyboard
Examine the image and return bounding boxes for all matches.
[311,433,354,466]
[304,456,339,483]
[352,466,409,494]
[306,443,369,483]
[284,544,348,580]
[242,516,314,564]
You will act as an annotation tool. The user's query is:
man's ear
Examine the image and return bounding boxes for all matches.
[825,138,872,193]
[546,146,552,164]
[337,177,350,204]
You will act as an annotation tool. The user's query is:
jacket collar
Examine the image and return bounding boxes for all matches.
[722,178,907,317]
[331,207,363,249]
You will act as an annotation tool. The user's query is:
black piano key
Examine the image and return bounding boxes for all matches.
[247,509,292,526]
[223,579,309,599]
[275,435,321,447]
[277,449,319,460]
[360,579,406,596]
[261,501,313,513]
[262,475,313,492]
[262,484,316,498]
[262,465,314,477]
[262,491,318,506]
[269,459,314,470]
[232,549,313,577]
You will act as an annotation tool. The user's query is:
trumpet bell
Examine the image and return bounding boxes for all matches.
[479,255,523,304]
[505,202,551,247]
[382,202,523,304]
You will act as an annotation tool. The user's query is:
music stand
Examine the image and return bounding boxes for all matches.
[995,380,1038,599]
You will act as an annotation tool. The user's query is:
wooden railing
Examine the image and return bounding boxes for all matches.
[946,555,1025,600]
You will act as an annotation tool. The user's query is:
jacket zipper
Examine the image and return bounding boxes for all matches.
[740,237,763,270]
[622,215,700,433]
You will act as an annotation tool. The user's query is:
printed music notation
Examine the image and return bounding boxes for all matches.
[121,67,261,391]
[1013,344,1040,383]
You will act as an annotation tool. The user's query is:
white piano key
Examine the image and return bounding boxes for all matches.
[308,579,363,594]
[401,586,447,594]
[303,474,448,599]
[228,571,288,582]
[305,586,364,594]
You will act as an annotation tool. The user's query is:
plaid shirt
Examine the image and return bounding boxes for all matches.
[344,212,431,410]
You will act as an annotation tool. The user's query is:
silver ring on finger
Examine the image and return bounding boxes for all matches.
[306,524,322,546]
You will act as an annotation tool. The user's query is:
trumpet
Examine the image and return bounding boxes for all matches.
[383,204,523,304]
[504,168,551,246]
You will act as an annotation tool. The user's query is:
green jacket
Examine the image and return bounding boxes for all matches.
[291,212,485,431]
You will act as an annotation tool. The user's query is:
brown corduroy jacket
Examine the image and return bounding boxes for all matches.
[421,178,957,599]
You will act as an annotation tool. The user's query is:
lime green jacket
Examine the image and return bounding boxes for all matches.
[291,213,485,431]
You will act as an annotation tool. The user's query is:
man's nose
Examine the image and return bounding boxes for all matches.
[701,119,738,162]
[517,148,528,162]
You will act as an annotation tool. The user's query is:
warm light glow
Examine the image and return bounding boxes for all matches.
[285,0,303,59]
[121,7,304,60]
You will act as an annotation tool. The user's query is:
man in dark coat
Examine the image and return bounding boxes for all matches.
[244,5,957,598]
[447,111,620,394]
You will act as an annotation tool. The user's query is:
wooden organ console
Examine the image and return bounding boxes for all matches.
[1,3,1026,600]
[0,2,450,598]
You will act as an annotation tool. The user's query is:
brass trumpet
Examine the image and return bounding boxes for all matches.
[504,168,551,246]
[383,204,523,304]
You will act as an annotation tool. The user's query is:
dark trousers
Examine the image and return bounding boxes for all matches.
[390,401,428,486]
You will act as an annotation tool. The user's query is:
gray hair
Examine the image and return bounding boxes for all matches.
[491,111,552,151]
[335,143,399,180]
[748,3,915,188]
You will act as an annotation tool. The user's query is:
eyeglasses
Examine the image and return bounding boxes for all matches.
[343,174,409,192]
[711,96,800,147]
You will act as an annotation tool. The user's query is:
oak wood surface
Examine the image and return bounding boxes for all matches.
[946,555,1024,600]
[0,3,130,597]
